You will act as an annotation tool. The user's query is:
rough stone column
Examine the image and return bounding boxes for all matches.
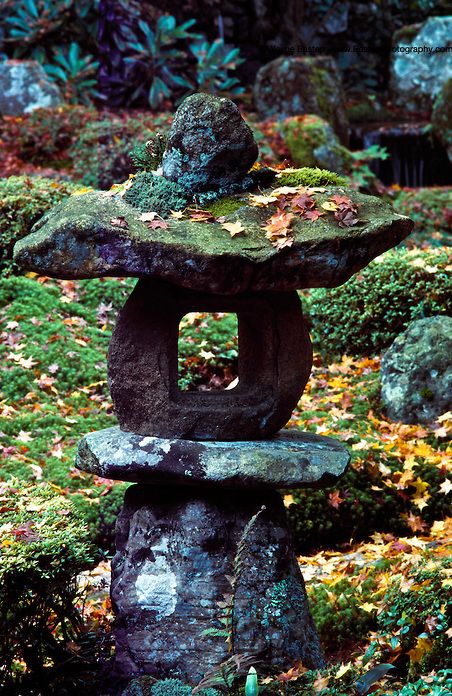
[111,485,325,683]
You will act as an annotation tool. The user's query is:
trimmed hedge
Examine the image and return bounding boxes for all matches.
[303,248,451,362]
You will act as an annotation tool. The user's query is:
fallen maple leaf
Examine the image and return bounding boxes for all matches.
[408,636,433,664]
[439,479,452,495]
[328,490,344,509]
[263,211,294,235]
[321,200,338,211]
[110,216,128,228]
[248,193,278,206]
[147,219,169,229]
[138,211,158,222]
[221,221,245,237]
[312,673,330,692]
[187,208,215,222]
[335,663,352,679]
[303,209,324,221]
[291,192,316,213]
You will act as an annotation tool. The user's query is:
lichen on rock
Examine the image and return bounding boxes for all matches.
[162,93,258,192]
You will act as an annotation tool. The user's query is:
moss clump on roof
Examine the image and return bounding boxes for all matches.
[123,172,191,216]
[276,167,348,188]
[204,195,245,217]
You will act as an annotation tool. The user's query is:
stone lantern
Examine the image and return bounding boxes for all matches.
[14,94,412,688]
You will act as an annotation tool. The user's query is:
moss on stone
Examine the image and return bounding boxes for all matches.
[204,196,245,217]
[281,114,347,171]
[123,172,191,216]
[276,167,348,188]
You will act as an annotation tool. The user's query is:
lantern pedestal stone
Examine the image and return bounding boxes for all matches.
[109,486,324,683]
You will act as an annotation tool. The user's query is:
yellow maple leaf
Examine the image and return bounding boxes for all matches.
[321,200,338,211]
[248,193,278,206]
[408,636,433,664]
[221,221,245,237]
[411,477,430,496]
[359,602,379,612]
[439,479,452,495]
[335,662,352,679]
[71,187,92,196]
[170,210,185,219]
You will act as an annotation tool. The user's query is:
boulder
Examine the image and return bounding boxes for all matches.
[281,114,346,172]
[162,93,258,192]
[432,78,452,166]
[0,60,61,115]
[390,17,452,112]
[253,56,348,143]
[381,316,452,424]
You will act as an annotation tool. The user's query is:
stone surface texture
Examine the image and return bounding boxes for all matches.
[112,485,325,683]
[0,59,61,115]
[108,280,312,440]
[253,56,348,143]
[76,426,350,488]
[390,17,452,111]
[381,316,452,424]
[162,93,258,191]
[13,187,413,294]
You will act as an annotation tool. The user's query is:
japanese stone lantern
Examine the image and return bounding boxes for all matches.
[14,94,412,687]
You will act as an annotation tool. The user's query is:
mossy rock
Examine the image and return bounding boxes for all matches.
[432,78,452,166]
[253,55,349,143]
[280,114,348,172]
[13,181,412,294]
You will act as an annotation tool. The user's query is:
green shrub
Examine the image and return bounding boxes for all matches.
[123,171,190,216]
[392,188,452,247]
[73,483,129,555]
[0,105,93,165]
[377,559,452,676]
[69,114,172,189]
[0,477,94,687]
[287,454,449,553]
[0,175,79,275]
[122,677,220,696]
[309,573,379,652]
[303,248,452,362]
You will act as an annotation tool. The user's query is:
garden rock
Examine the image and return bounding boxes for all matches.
[390,17,452,111]
[253,56,348,143]
[162,93,258,191]
[0,60,61,115]
[281,114,346,172]
[381,315,452,423]
[432,78,452,166]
